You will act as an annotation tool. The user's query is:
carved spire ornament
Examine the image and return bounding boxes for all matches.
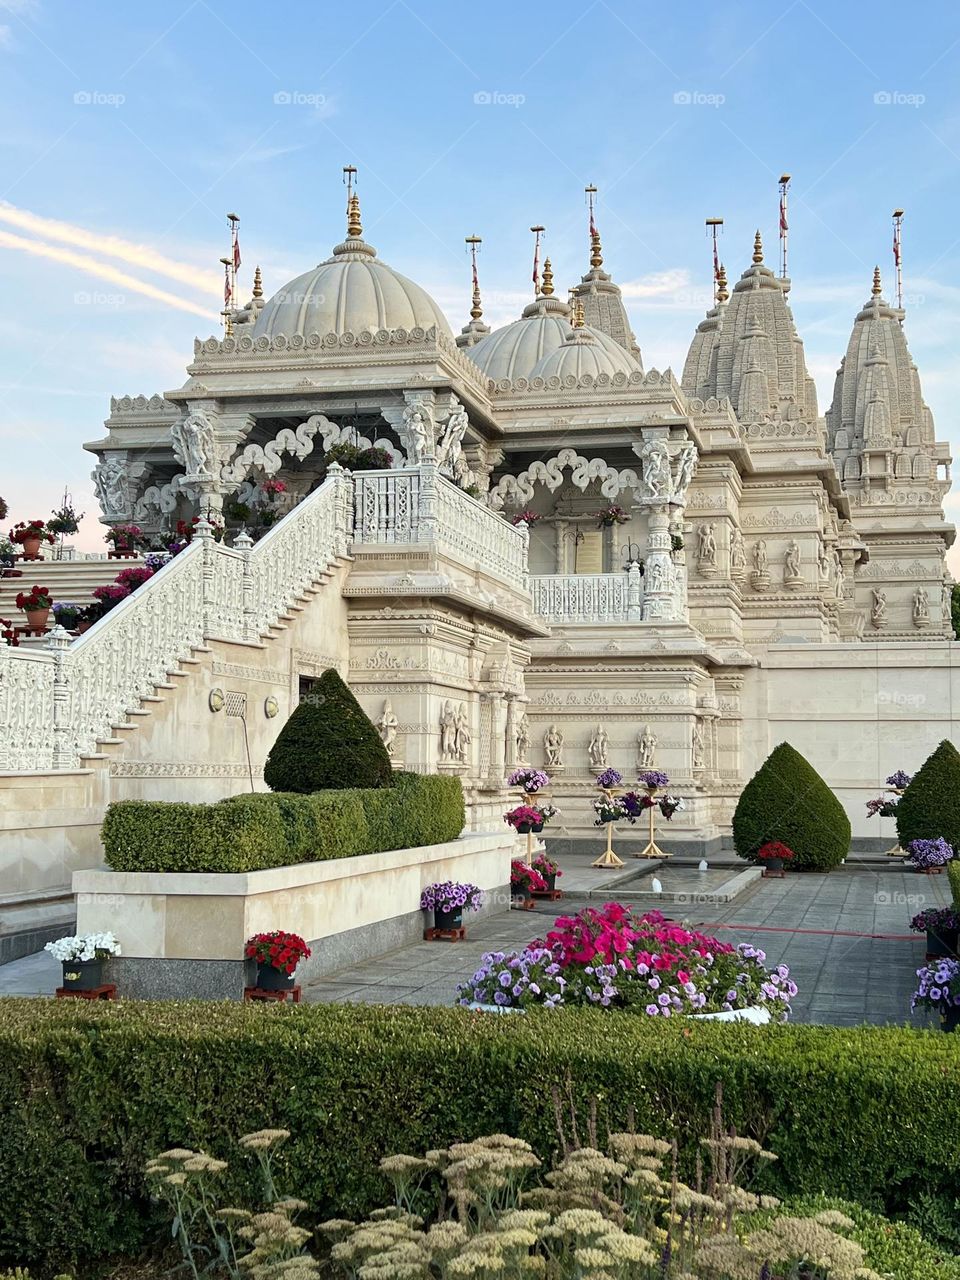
[872,265,882,297]
[752,229,764,264]
[252,265,263,298]
[586,183,603,268]
[541,256,555,297]
[716,263,729,304]
[465,234,483,320]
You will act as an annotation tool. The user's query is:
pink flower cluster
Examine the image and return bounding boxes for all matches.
[543,903,734,974]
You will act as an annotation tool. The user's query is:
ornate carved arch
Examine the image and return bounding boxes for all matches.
[487,448,640,510]
[219,414,402,491]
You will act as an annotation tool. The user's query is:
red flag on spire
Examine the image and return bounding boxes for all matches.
[589,207,597,239]
[893,231,901,266]
[233,232,241,272]
[532,243,540,290]
[779,191,788,234]
[223,262,232,308]
[713,238,720,284]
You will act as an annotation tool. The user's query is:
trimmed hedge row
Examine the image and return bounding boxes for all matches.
[3,1001,960,1265]
[101,772,465,873]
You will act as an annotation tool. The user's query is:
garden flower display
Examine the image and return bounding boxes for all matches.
[9,519,55,547]
[620,790,653,821]
[45,932,121,962]
[910,905,960,935]
[531,852,562,881]
[886,769,913,789]
[244,930,311,976]
[504,804,546,831]
[907,837,954,869]
[507,767,550,794]
[510,509,541,526]
[757,840,795,862]
[638,769,670,790]
[912,956,960,1014]
[458,903,796,1017]
[595,767,623,789]
[419,882,483,913]
[659,794,686,820]
[593,794,629,826]
[510,860,548,895]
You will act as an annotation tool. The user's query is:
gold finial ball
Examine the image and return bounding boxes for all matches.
[752,230,764,264]
[872,265,882,296]
[541,257,555,296]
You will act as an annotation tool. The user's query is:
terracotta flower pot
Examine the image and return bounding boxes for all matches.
[24,608,49,631]
[21,536,41,559]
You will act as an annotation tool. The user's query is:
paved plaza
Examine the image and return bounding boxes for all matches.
[0,855,949,1028]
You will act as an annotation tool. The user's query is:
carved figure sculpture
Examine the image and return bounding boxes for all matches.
[544,723,564,768]
[588,723,608,770]
[637,723,657,769]
[377,699,398,757]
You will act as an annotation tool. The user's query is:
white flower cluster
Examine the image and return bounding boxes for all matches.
[45,932,121,962]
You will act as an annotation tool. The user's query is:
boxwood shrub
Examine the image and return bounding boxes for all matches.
[3,1002,960,1266]
[897,738,960,852]
[101,773,464,873]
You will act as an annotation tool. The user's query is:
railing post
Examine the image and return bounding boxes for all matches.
[328,461,351,557]
[194,514,216,637]
[0,639,10,771]
[46,624,74,770]
[627,560,643,622]
[233,528,256,642]
[418,461,439,544]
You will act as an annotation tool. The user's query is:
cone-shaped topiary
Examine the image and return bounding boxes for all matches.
[732,741,850,871]
[264,669,394,793]
[896,739,960,852]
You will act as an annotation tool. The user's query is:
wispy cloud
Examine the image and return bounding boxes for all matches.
[0,201,222,294]
[0,228,214,317]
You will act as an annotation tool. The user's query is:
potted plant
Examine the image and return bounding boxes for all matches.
[910,906,960,960]
[78,600,106,631]
[638,768,670,794]
[907,837,954,875]
[48,493,83,559]
[261,477,287,502]
[593,793,629,825]
[91,581,131,616]
[505,804,546,835]
[507,767,551,795]
[596,767,623,790]
[531,851,562,892]
[595,505,630,529]
[104,524,147,557]
[0,537,16,570]
[510,859,547,906]
[44,932,121,991]
[244,930,311,990]
[15,584,52,631]
[757,839,795,877]
[114,564,155,593]
[510,510,541,526]
[52,601,83,632]
[912,956,960,1032]
[659,793,686,821]
[420,881,483,932]
[9,519,55,560]
[1,619,19,646]
[225,500,252,524]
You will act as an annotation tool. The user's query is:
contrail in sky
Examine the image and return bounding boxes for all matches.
[0,200,223,296]
[0,228,214,318]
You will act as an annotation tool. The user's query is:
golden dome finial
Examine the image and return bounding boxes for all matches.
[347,192,363,239]
[872,265,882,297]
[252,265,263,299]
[574,298,585,328]
[465,235,483,320]
[585,184,602,268]
[541,256,554,296]
[752,229,764,264]
[716,263,729,304]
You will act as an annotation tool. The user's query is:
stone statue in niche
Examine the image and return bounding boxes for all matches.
[638,438,672,500]
[673,441,698,501]
[402,402,432,464]
[544,723,564,769]
[516,713,531,763]
[818,544,831,583]
[692,720,705,770]
[871,588,887,628]
[753,539,768,574]
[453,703,471,762]
[171,410,218,478]
[697,523,717,571]
[377,699,398,758]
[588,723,608,770]
[637,723,657,769]
[913,587,930,628]
[784,540,802,585]
[436,398,469,474]
[833,551,845,601]
[440,700,457,759]
[93,456,129,517]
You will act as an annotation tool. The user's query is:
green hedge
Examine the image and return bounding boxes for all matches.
[948,860,960,909]
[101,772,465,873]
[897,739,960,852]
[3,1001,960,1266]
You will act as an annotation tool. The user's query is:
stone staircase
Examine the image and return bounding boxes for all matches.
[0,555,145,639]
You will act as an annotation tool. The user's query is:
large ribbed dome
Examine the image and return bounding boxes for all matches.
[252,217,453,341]
[529,324,640,381]
[468,295,639,381]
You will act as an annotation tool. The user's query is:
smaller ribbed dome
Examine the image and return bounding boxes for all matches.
[529,324,640,381]
[469,295,639,381]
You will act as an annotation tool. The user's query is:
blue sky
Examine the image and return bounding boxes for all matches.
[1,0,959,557]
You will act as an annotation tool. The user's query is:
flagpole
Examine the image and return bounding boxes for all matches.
[779,174,790,279]
[892,208,904,317]
[465,235,482,320]
[227,212,240,302]
[220,256,233,337]
[706,218,723,303]
[530,225,545,297]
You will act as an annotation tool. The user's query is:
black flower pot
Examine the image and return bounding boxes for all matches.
[516,822,533,834]
[941,1006,960,1033]
[927,927,960,958]
[541,871,557,891]
[434,906,463,931]
[532,822,544,833]
[61,959,103,991]
[762,857,784,876]
[512,888,533,906]
[256,964,295,991]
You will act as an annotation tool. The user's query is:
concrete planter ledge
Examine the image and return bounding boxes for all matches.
[73,830,513,1000]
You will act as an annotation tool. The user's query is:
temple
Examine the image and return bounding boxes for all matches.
[1,179,956,941]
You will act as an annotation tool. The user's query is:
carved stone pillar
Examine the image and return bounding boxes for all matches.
[484,689,506,789]
[639,503,677,621]
[504,693,518,771]
[46,625,73,770]
[554,519,568,574]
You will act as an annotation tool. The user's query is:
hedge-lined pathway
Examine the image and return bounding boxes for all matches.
[302,859,949,1027]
